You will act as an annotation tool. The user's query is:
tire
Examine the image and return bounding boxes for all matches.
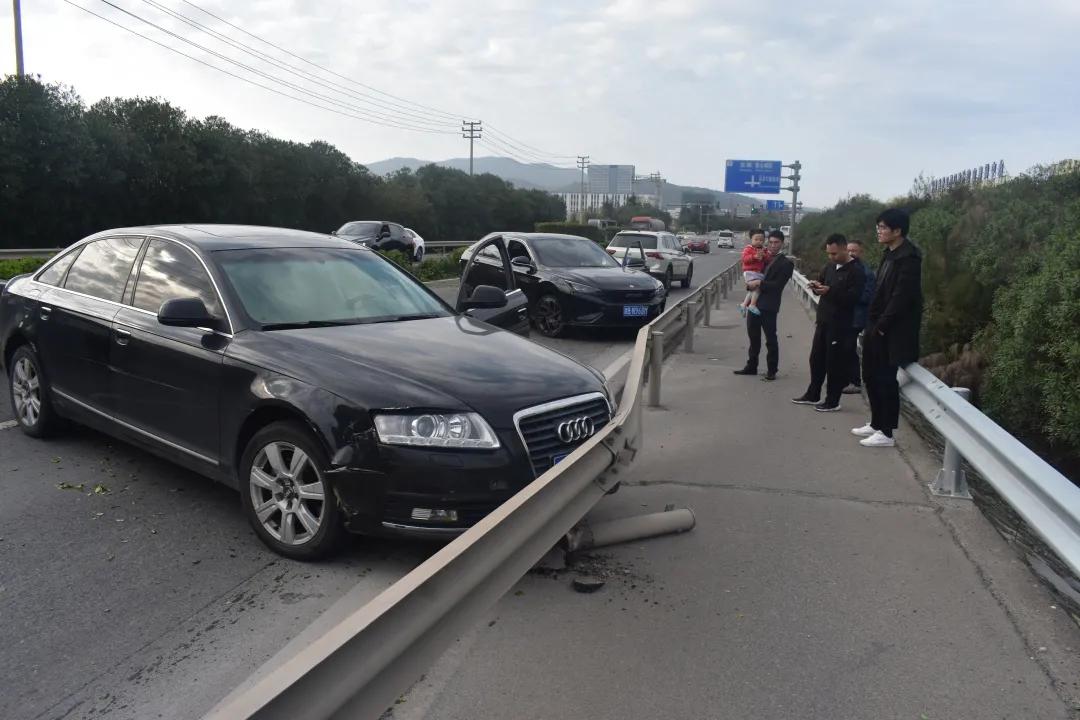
[662,267,673,291]
[8,345,61,438]
[533,293,566,338]
[239,421,346,560]
[414,247,424,264]
[681,263,694,288]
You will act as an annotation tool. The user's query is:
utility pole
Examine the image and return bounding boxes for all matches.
[462,121,482,176]
[13,0,25,76]
[783,160,802,252]
[577,155,590,223]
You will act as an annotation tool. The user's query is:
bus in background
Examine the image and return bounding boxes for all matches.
[630,216,666,231]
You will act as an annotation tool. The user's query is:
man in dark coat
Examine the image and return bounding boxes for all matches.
[791,234,865,411]
[852,208,924,448]
[734,230,794,381]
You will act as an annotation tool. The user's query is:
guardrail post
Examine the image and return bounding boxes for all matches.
[703,288,712,327]
[929,387,973,499]
[721,275,728,300]
[684,301,698,352]
[648,331,664,407]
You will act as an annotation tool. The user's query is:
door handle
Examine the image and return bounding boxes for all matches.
[114,328,131,346]
[39,305,52,320]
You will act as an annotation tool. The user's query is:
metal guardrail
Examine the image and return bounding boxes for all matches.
[204,260,741,720]
[0,248,60,258]
[424,240,472,255]
[790,270,1080,577]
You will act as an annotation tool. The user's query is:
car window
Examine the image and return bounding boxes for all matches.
[390,224,404,240]
[530,237,619,268]
[63,237,144,302]
[216,248,451,326]
[339,222,380,236]
[36,247,82,286]
[507,240,530,261]
[609,234,657,250]
[133,239,223,317]
[478,245,501,261]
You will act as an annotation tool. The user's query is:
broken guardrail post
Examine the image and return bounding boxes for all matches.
[563,508,696,553]
[648,331,664,407]
[929,387,974,499]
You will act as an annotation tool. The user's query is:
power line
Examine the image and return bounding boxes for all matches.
[485,124,576,160]
[91,0,457,134]
[180,0,465,123]
[61,1,455,134]
[137,0,459,130]
[462,120,481,176]
[478,136,576,168]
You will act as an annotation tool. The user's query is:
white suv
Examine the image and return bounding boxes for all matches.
[606,231,693,289]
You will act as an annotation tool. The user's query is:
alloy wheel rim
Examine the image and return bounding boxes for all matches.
[11,357,41,427]
[537,298,562,335]
[249,441,326,546]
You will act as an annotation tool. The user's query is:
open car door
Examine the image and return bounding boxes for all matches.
[456,235,530,337]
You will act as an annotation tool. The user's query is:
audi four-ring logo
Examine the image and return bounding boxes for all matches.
[557,416,595,443]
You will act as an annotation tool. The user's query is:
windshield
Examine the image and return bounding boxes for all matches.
[609,234,658,250]
[530,236,620,268]
[337,221,381,236]
[718,231,733,237]
[215,248,451,327]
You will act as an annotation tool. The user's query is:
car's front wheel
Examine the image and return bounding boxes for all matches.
[533,294,566,337]
[662,266,673,291]
[414,247,424,263]
[8,345,61,438]
[681,263,694,288]
[240,422,346,560]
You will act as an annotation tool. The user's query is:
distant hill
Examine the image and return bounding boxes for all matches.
[364,156,758,209]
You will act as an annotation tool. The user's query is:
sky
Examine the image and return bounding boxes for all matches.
[2,0,1079,207]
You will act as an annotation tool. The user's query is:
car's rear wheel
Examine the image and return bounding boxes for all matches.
[662,267,673,291]
[681,263,694,288]
[534,294,566,337]
[8,345,61,438]
[240,422,345,560]
[414,247,424,263]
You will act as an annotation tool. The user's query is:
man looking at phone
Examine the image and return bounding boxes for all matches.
[791,234,865,411]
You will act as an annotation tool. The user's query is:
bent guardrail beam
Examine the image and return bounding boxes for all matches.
[791,270,1080,577]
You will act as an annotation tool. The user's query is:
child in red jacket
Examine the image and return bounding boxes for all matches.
[739,235,771,316]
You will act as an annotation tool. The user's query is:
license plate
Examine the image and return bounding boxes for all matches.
[552,453,569,465]
[623,305,648,317]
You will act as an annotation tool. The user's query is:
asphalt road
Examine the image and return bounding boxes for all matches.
[0,243,742,719]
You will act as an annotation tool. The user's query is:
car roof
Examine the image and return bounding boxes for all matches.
[614,230,667,237]
[85,224,359,252]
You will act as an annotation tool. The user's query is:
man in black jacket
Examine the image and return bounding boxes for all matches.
[734,230,794,381]
[791,234,865,411]
[852,208,924,448]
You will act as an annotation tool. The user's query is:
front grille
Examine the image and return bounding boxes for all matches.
[515,393,611,477]
[602,289,655,302]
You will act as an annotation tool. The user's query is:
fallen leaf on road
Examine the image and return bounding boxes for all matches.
[57,482,84,491]
[514,590,524,597]
[93,484,110,495]
[52,457,62,463]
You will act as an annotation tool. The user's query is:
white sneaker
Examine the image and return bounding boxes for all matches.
[859,431,896,448]
[851,423,876,437]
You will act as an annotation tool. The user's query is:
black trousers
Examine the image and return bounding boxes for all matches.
[862,335,900,435]
[847,328,864,386]
[805,323,854,403]
[745,309,779,374]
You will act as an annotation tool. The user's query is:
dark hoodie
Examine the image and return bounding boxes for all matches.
[866,238,924,366]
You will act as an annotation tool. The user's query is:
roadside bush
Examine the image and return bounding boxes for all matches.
[377,247,463,282]
[0,256,48,279]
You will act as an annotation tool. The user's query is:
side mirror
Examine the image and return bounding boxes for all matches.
[330,230,338,236]
[462,285,508,310]
[626,255,646,268]
[158,297,216,329]
[511,256,536,273]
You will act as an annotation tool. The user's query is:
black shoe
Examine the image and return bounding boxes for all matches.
[841,384,862,395]
[761,372,777,382]
[733,367,757,376]
[814,401,842,412]
[791,394,819,405]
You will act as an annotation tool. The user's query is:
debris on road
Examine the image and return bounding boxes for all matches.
[57,482,84,491]
[572,576,605,593]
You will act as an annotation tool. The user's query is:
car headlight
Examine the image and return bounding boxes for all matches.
[373,412,500,449]
[554,278,601,295]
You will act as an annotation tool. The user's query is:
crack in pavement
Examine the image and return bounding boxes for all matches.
[623,479,934,509]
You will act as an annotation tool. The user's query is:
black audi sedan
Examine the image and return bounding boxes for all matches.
[1,226,615,560]
[331,220,416,256]
[459,233,667,337]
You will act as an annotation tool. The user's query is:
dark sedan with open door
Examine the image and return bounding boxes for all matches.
[1,226,616,560]
[459,233,667,337]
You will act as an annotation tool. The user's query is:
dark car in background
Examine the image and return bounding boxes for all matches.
[1,225,615,560]
[332,220,416,256]
[459,233,666,337]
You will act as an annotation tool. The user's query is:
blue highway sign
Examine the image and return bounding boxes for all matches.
[766,199,786,211]
[725,160,782,194]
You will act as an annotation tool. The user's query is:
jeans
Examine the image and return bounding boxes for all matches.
[805,323,854,403]
[745,309,779,374]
